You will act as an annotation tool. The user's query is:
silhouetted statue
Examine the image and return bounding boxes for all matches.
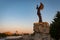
[36,2,44,22]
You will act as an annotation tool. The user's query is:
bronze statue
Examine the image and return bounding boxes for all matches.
[36,2,44,22]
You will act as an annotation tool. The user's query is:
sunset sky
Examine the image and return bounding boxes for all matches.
[0,0,60,33]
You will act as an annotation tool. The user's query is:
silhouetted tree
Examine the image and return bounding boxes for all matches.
[50,11,60,40]
[0,33,7,38]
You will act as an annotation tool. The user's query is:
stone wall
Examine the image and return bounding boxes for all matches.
[33,22,50,34]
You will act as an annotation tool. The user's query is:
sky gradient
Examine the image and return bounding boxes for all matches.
[0,0,60,33]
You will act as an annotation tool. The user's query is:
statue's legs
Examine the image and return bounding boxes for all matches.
[37,12,42,22]
[39,15,42,22]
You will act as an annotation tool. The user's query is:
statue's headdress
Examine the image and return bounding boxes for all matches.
[39,2,44,10]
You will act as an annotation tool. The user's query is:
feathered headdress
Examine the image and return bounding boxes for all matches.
[39,2,44,10]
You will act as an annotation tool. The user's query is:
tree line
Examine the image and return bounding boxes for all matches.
[50,11,60,40]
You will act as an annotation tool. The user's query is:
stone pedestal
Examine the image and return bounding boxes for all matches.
[33,22,50,40]
[33,22,50,33]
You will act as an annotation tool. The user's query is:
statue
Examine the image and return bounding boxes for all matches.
[36,2,44,22]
